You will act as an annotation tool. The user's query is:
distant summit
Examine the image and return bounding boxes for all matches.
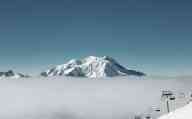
[41,56,145,78]
[0,70,29,79]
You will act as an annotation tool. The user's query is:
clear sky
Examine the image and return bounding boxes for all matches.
[0,0,192,76]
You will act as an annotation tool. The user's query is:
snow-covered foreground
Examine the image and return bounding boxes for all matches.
[158,102,192,119]
[0,77,191,119]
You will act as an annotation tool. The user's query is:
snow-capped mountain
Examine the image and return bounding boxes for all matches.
[158,102,192,119]
[0,70,29,79]
[41,56,145,78]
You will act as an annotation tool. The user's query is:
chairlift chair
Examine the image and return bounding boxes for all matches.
[145,116,152,119]
[162,90,173,97]
[169,96,176,100]
[155,109,161,112]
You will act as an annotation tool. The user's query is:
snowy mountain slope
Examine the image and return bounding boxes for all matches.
[41,56,145,78]
[158,102,192,119]
[0,70,29,79]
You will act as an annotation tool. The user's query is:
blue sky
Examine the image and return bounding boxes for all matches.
[0,0,192,76]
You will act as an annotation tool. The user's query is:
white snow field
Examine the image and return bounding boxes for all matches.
[41,56,145,78]
[158,102,192,119]
[0,77,191,119]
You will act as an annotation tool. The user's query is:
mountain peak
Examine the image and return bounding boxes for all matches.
[41,56,145,78]
[0,70,29,79]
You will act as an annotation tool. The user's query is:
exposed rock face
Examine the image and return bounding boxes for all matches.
[0,70,29,79]
[41,56,145,78]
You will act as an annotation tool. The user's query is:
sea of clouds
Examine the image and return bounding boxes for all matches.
[0,76,191,119]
